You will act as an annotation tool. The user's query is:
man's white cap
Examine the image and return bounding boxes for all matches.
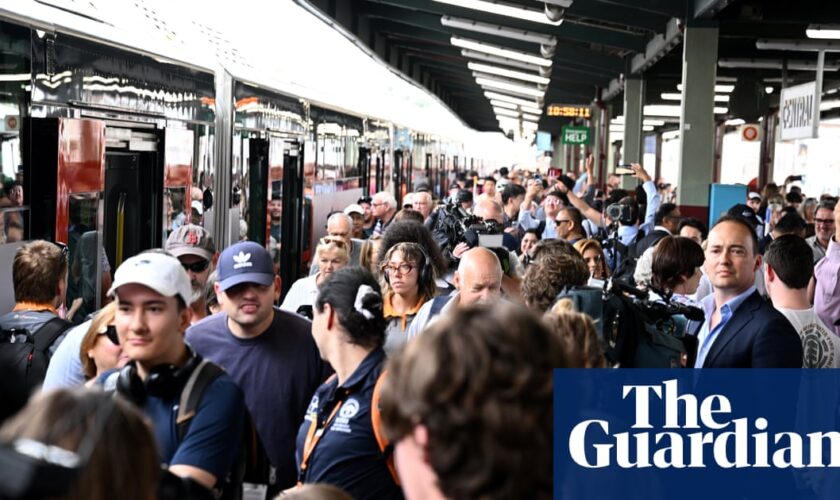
[191,200,204,215]
[108,252,193,305]
[344,204,364,216]
[748,192,761,200]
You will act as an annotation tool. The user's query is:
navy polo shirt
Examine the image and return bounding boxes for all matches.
[143,368,246,484]
[295,348,403,500]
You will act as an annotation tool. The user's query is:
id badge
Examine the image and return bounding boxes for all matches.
[242,483,268,500]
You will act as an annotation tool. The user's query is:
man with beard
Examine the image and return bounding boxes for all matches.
[166,225,217,324]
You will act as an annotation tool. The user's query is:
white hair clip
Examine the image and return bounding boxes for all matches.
[354,284,376,319]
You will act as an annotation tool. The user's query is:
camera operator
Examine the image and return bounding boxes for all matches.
[556,163,660,276]
[455,199,524,301]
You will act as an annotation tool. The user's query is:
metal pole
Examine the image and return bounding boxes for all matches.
[814,50,825,138]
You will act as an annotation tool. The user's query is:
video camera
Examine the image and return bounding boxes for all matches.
[431,202,511,274]
[556,277,704,368]
[605,202,636,226]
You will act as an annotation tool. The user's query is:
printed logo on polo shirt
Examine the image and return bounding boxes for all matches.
[232,251,252,269]
[304,396,319,421]
[332,398,360,434]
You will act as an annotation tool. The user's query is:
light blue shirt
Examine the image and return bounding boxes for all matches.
[694,286,756,368]
[518,209,556,239]
[41,320,91,391]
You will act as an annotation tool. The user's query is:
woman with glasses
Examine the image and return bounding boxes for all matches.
[380,242,436,355]
[573,239,610,281]
[78,301,129,387]
[281,237,350,318]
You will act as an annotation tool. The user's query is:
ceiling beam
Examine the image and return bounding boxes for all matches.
[588,0,687,18]
[364,0,648,52]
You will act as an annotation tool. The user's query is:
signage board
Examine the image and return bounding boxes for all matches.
[562,126,591,145]
[536,131,552,152]
[780,81,819,140]
[547,104,591,118]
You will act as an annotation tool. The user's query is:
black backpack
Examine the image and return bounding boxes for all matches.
[0,317,72,421]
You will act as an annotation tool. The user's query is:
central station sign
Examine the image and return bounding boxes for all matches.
[779,81,820,141]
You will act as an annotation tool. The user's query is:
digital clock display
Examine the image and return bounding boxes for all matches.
[547,105,591,118]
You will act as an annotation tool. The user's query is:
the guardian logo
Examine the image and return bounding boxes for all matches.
[568,379,840,469]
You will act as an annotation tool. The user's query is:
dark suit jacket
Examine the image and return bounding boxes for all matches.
[702,291,803,368]
[632,228,670,258]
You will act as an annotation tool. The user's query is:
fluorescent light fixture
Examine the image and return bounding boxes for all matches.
[468,62,550,84]
[490,99,541,114]
[434,0,562,26]
[725,118,746,126]
[484,91,542,108]
[610,125,654,133]
[491,100,518,110]
[807,25,840,40]
[820,100,840,111]
[677,84,734,93]
[476,76,545,97]
[494,107,520,118]
[756,38,840,51]
[441,16,557,45]
[452,37,552,67]
[460,49,544,72]
[718,58,840,71]
[644,105,728,117]
[0,73,30,82]
[661,92,730,102]
[612,117,666,127]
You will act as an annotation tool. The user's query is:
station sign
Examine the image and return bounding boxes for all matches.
[562,126,591,145]
[780,81,820,141]
[547,104,591,119]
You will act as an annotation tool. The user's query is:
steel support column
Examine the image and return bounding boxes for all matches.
[677,26,719,224]
[622,76,644,189]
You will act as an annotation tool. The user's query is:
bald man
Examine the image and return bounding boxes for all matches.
[406,247,503,339]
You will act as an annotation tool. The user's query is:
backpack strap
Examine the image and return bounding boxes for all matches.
[175,359,225,441]
[370,369,399,485]
[33,317,72,353]
[429,295,452,318]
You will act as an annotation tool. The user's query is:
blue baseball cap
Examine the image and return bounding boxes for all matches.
[217,241,275,291]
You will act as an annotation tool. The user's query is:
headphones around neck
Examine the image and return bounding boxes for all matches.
[383,243,433,289]
[116,345,201,405]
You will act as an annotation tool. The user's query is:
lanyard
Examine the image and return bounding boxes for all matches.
[298,397,344,484]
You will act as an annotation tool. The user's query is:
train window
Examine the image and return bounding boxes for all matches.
[65,192,104,322]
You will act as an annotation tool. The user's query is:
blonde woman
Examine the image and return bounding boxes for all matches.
[280,237,350,317]
[78,301,128,386]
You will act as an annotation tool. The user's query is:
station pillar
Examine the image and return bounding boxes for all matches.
[592,102,610,186]
[622,75,644,189]
[553,134,565,172]
[676,25,719,224]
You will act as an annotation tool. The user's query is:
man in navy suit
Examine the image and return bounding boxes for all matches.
[695,215,802,368]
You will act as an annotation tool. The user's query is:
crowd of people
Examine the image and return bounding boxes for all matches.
[0,160,839,499]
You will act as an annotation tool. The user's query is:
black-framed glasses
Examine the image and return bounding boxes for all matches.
[555,219,571,225]
[99,325,119,345]
[181,259,210,273]
[815,218,834,225]
[382,263,414,276]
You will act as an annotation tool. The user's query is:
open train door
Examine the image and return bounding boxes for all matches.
[358,147,371,197]
[280,140,305,298]
[24,117,106,321]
